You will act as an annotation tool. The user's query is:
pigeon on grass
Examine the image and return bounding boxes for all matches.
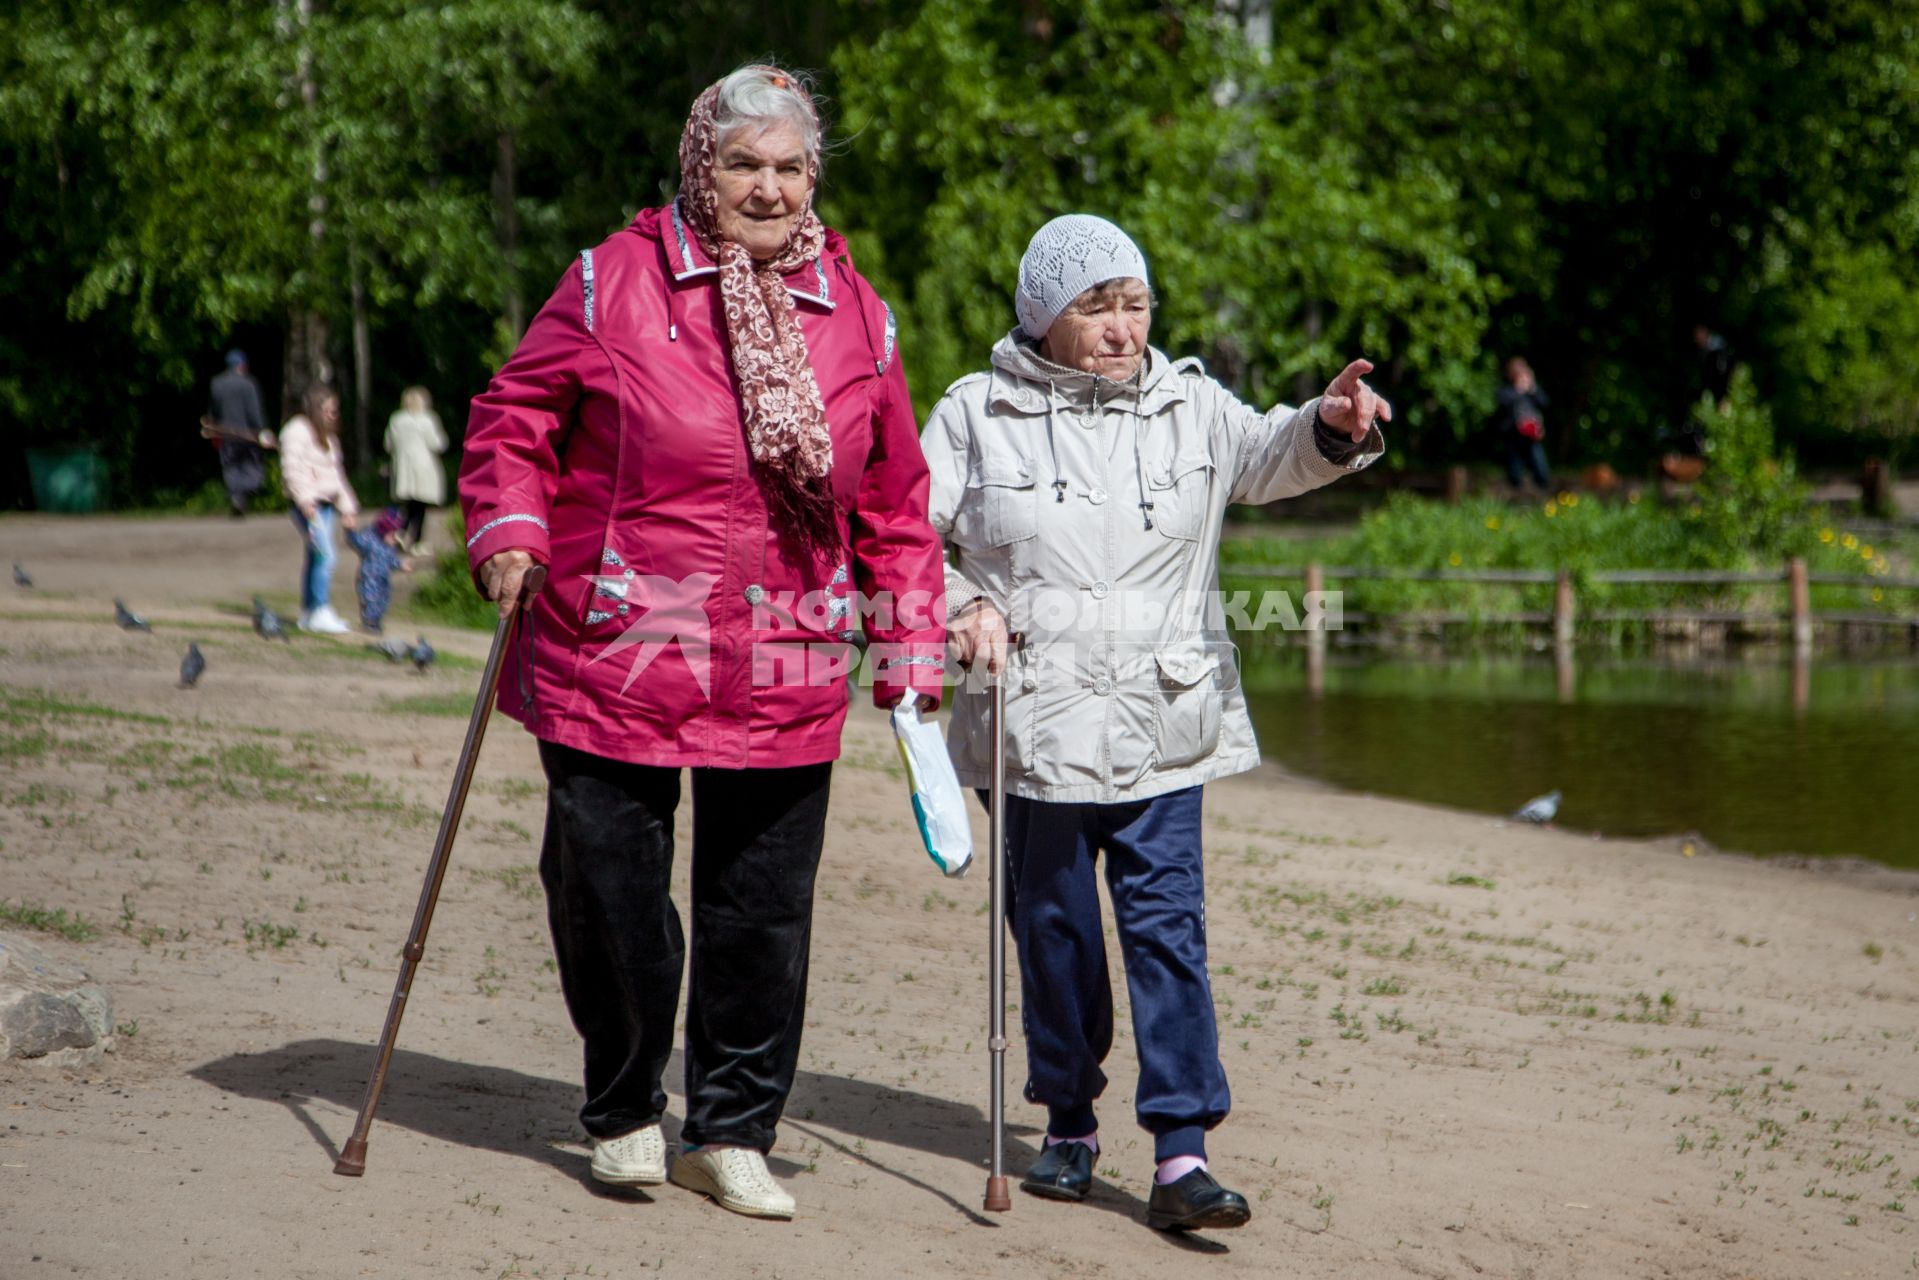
[11,563,30,588]
[367,637,411,663]
[252,597,291,642]
[408,637,436,672]
[180,643,206,687]
[115,599,152,632]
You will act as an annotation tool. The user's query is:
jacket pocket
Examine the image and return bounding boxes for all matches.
[973,456,1039,546]
[1153,642,1221,769]
[1146,451,1214,541]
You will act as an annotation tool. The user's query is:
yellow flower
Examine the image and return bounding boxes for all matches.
[1872,589,1885,603]
[1819,528,1835,543]
[1484,516,1501,531]
[1448,552,1463,567]
[1860,545,1875,560]
[1544,501,1558,518]
[1842,533,1858,549]
[1559,491,1579,508]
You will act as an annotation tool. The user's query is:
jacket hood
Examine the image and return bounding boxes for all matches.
[627,200,849,307]
[986,330,1200,417]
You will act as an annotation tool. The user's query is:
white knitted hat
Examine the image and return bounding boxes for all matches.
[1015,214,1150,339]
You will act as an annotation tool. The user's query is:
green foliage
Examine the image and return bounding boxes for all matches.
[1686,368,1813,565]
[1226,426,1909,625]
[0,899,102,942]
[6,0,1919,504]
[410,508,497,630]
[830,0,1497,431]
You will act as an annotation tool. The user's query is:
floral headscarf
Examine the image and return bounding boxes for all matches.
[678,70,839,558]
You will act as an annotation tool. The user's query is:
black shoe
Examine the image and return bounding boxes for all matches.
[1145,1168,1251,1232]
[1020,1140,1094,1202]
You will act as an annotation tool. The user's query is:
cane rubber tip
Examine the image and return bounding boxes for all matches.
[984,1175,1012,1212]
[334,1138,369,1177]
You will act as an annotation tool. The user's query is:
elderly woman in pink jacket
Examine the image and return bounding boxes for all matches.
[278,383,359,634]
[460,65,947,1219]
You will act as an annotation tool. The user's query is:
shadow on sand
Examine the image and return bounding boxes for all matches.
[190,1038,1225,1249]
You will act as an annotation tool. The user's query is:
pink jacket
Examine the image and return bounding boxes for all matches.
[278,416,359,517]
[461,203,947,769]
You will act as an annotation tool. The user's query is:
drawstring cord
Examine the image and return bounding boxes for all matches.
[1045,380,1066,503]
[1130,364,1154,529]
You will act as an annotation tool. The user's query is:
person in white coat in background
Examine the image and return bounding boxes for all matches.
[920,214,1388,1232]
[385,385,448,551]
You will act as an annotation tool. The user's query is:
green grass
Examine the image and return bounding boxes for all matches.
[0,900,102,942]
[409,509,502,631]
[0,688,172,727]
[379,692,478,718]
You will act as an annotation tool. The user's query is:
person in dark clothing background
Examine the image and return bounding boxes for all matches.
[1492,355,1551,490]
[1673,325,1734,458]
[207,349,269,517]
[1693,325,1733,407]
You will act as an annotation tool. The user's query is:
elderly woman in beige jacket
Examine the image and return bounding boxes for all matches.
[921,214,1386,1232]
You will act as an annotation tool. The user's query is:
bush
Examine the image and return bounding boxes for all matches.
[410,509,497,630]
[1686,368,1814,565]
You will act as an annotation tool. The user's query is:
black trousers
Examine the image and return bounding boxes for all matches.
[401,499,428,546]
[537,741,832,1152]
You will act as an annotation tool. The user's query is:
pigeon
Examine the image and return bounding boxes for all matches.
[408,636,436,672]
[367,636,411,663]
[11,563,30,588]
[252,597,290,642]
[114,599,151,632]
[1513,790,1561,824]
[180,642,206,687]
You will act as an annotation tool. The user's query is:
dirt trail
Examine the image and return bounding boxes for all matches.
[2,513,1916,1280]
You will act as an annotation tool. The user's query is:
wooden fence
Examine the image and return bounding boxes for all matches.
[1223,556,1919,652]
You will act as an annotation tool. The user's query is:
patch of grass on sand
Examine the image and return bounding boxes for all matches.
[0,899,102,942]
[379,692,478,718]
[0,687,172,727]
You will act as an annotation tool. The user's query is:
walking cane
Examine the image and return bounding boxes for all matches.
[983,638,1015,1213]
[334,563,547,1177]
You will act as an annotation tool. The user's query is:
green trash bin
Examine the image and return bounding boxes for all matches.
[24,447,104,513]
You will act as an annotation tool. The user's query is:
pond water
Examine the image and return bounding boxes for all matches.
[1236,650,1919,870]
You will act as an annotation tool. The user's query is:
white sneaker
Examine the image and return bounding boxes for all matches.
[670,1146,795,1219]
[590,1124,666,1187]
[302,604,351,634]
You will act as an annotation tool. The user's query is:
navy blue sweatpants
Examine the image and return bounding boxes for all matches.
[1003,785,1229,1162]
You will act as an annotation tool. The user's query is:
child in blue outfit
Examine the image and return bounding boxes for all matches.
[345,507,415,633]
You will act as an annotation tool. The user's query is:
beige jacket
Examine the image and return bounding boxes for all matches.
[385,408,447,505]
[922,334,1382,803]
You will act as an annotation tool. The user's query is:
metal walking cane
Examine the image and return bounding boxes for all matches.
[983,637,1015,1213]
[334,563,547,1177]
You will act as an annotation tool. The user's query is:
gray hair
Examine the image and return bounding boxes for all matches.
[713,65,821,171]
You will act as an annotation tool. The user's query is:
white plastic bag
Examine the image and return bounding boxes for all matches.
[890,701,974,878]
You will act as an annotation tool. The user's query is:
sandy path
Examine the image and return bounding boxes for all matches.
[2,514,1916,1280]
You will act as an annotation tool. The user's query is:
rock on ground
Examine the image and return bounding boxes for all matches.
[0,931,114,1067]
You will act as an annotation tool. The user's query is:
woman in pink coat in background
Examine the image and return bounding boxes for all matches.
[460,65,946,1219]
[278,382,360,634]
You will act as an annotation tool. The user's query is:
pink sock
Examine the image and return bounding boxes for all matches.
[1155,1155,1208,1184]
[1046,1131,1098,1154]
